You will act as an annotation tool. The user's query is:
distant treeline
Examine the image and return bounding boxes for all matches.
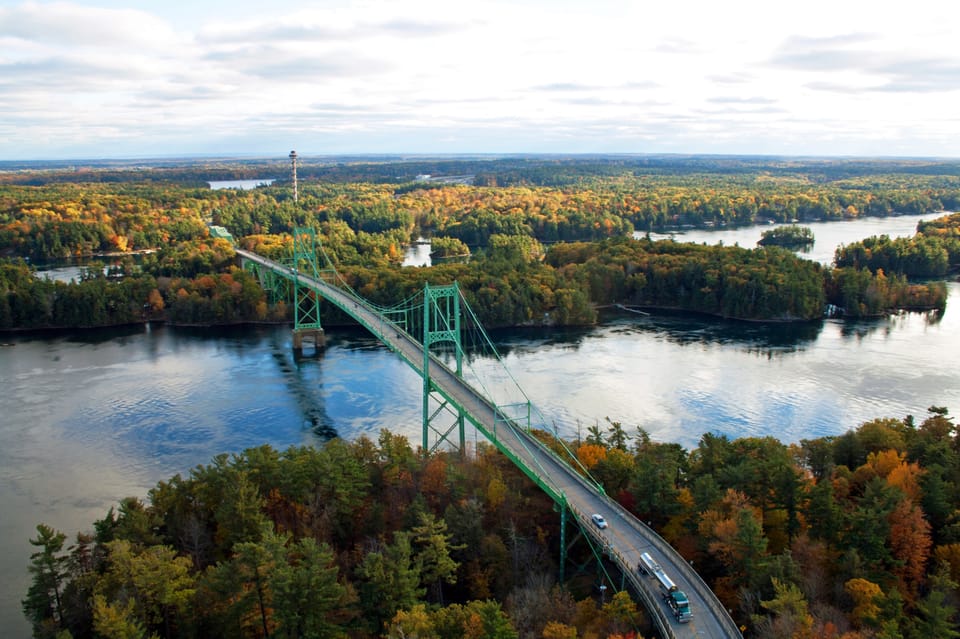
[4,159,960,262]
[6,154,960,185]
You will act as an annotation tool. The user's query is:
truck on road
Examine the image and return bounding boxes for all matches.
[638,552,660,575]
[648,559,693,623]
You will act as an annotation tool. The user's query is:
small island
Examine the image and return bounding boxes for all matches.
[428,236,471,260]
[757,225,815,249]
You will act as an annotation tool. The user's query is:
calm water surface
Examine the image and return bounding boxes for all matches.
[207,179,275,190]
[3,212,957,635]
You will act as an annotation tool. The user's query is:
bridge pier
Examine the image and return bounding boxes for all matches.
[293,327,326,354]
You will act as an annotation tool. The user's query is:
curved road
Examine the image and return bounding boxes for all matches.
[237,249,742,639]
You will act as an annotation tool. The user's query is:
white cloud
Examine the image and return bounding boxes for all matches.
[0,0,958,159]
[0,1,181,50]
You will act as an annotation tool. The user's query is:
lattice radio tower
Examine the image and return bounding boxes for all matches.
[289,150,299,203]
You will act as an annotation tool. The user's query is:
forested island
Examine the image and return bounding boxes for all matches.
[1,156,958,331]
[757,226,815,249]
[24,408,960,639]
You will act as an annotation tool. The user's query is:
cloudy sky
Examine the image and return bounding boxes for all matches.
[1,0,958,160]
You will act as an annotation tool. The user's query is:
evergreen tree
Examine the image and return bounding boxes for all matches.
[22,524,69,638]
[356,532,424,633]
[604,418,630,451]
[269,537,347,639]
[908,563,960,639]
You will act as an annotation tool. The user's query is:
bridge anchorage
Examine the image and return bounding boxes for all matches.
[237,227,743,639]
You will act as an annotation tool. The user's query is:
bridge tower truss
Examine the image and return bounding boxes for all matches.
[244,261,289,307]
[421,282,467,454]
[291,227,325,352]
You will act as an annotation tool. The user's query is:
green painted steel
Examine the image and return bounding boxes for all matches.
[421,283,467,454]
[292,227,323,334]
[560,504,567,584]
[244,261,289,307]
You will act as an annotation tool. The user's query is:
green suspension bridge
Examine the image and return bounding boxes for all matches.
[237,228,742,639]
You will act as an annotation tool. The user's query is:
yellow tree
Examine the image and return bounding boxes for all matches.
[147,289,164,313]
[885,459,924,503]
[934,544,960,584]
[660,487,698,556]
[92,595,157,639]
[844,578,882,630]
[575,444,608,470]
[541,621,577,638]
[865,449,903,478]
[387,604,437,639]
[602,591,641,636]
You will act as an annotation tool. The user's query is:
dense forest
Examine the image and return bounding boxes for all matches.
[24,407,960,639]
[1,157,958,331]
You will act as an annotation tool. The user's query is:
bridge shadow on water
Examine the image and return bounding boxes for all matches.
[160,324,341,441]
[269,338,339,441]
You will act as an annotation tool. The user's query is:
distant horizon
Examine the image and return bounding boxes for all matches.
[3,150,960,168]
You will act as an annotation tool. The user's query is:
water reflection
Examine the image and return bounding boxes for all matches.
[63,324,147,345]
[838,309,944,341]
[484,325,595,355]
[616,312,823,350]
[484,311,823,359]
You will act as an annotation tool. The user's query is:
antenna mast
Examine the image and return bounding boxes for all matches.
[289,150,299,203]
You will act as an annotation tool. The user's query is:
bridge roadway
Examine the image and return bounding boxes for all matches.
[237,249,742,639]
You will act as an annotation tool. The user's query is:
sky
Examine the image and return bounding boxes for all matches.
[1,0,959,160]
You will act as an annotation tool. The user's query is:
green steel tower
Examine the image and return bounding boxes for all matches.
[291,227,325,352]
[421,282,467,454]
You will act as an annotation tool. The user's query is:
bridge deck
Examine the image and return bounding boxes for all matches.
[237,249,741,639]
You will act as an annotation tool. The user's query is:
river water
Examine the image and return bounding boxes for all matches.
[3,212,957,635]
[639,213,948,266]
